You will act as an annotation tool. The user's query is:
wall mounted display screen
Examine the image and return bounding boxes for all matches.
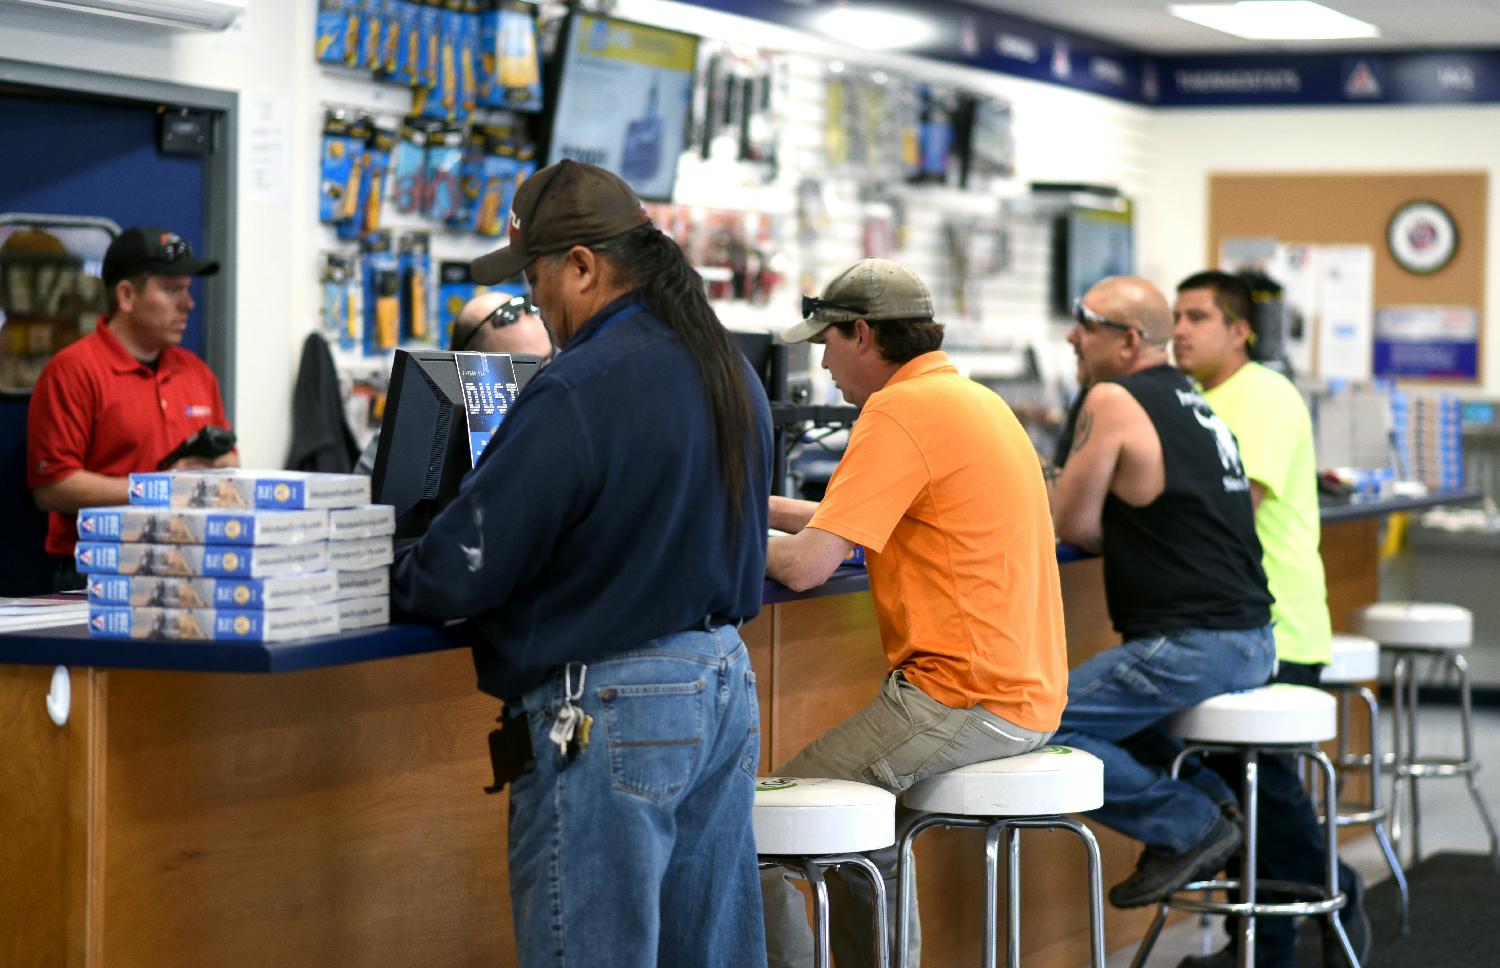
[1053,202,1134,315]
[546,14,699,202]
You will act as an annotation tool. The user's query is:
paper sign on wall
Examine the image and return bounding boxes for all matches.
[1315,245,1374,383]
[1374,306,1479,380]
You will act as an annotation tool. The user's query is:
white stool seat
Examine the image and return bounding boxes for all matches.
[1357,601,1472,650]
[753,777,894,855]
[899,746,1104,816]
[1170,684,1336,745]
[1322,633,1381,683]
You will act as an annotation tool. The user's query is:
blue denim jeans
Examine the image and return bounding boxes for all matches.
[1051,624,1276,853]
[507,625,766,968]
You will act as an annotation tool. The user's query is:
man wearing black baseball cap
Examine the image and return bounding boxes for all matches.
[28,226,235,589]
[391,160,773,968]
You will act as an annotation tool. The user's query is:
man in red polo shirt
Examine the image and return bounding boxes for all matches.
[27,226,236,589]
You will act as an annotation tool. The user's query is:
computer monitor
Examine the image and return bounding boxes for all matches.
[509,352,545,392]
[371,348,521,541]
[729,329,787,402]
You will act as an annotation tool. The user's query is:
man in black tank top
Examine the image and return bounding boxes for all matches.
[1047,276,1276,911]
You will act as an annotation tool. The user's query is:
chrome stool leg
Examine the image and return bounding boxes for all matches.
[1453,653,1500,869]
[761,853,889,968]
[801,860,834,968]
[898,813,1106,968]
[1355,684,1410,933]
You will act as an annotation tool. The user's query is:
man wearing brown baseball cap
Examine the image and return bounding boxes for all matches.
[391,159,774,967]
[761,258,1068,968]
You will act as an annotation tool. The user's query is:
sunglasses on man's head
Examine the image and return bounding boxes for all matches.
[802,293,868,319]
[453,295,537,352]
[156,234,191,261]
[1072,298,1140,337]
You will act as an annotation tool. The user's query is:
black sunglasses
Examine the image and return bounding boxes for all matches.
[802,293,869,320]
[155,234,191,261]
[1072,298,1140,337]
[453,295,537,352]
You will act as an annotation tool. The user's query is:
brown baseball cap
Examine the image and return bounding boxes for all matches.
[470,159,650,285]
[780,258,936,343]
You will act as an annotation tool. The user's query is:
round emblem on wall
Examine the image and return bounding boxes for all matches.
[1387,200,1458,275]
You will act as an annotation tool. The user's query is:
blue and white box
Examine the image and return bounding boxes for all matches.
[88,604,340,641]
[77,506,329,546]
[128,470,371,510]
[76,541,329,578]
[86,572,340,610]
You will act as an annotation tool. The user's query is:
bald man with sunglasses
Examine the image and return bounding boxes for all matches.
[1047,275,1276,911]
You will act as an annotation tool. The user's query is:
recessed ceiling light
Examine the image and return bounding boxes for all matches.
[1168,1,1380,41]
[814,8,936,50]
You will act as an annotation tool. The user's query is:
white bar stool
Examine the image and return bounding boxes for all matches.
[1356,601,1500,869]
[895,746,1106,968]
[1128,685,1358,968]
[1321,632,1409,933]
[754,776,896,968]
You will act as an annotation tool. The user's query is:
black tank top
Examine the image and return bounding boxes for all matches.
[1101,364,1272,637]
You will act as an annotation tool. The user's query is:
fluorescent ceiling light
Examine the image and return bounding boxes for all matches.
[1168,1,1379,40]
[814,8,936,51]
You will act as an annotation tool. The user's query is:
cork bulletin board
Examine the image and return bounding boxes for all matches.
[1208,171,1487,383]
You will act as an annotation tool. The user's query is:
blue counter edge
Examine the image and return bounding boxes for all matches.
[3,490,1477,673]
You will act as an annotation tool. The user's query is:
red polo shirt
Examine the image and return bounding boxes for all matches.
[27,319,230,558]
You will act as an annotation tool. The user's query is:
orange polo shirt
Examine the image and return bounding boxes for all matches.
[808,351,1067,731]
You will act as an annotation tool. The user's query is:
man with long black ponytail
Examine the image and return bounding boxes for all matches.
[391,160,773,968]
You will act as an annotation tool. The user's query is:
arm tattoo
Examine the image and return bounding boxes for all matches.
[1040,458,1062,484]
[1068,408,1094,456]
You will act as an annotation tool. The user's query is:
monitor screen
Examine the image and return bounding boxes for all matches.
[545,13,699,201]
[729,329,787,402]
[371,349,520,541]
[1052,202,1134,315]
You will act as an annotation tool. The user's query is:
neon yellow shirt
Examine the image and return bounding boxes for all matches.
[1203,362,1331,665]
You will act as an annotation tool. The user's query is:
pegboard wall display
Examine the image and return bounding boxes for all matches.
[310,0,1148,443]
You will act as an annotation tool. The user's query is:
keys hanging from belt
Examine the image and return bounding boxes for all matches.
[547,661,593,761]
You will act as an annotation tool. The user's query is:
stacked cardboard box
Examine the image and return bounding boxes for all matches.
[1392,390,1465,492]
[81,471,394,642]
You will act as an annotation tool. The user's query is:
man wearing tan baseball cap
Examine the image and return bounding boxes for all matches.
[391,159,774,968]
[762,258,1068,968]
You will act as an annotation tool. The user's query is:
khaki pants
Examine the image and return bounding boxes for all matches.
[762,670,1052,968]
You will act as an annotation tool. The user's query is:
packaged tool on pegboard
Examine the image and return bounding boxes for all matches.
[479,0,543,112]
[319,111,373,225]
[320,252,361,352]
[391,118,433,214]
[418,0,443,90]
[360,231,401,355]
[396,231,433,344]
[452,127,487,232]
[315,0,356,65]
[411,0,466,122]
[391,0,423,85]
[424,125,467,222]
[437,260,477,349]
[357,0,383,71]
[457,0,480,119]
[377,0,403,77]
[337,120,398,241]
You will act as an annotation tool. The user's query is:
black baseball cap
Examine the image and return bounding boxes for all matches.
[102,227,220,285]
[470,160,649,285]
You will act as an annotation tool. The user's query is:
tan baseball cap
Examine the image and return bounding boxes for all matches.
[470,159,650,285]
[780,258,935,343]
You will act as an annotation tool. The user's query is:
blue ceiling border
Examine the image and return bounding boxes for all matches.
[676,0,1500,107]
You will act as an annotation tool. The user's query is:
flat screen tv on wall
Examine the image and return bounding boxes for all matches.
[545,13,699,202]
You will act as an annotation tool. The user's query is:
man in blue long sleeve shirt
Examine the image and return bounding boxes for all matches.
[391,160,773,968]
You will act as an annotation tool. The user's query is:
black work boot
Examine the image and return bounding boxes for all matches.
[1110,814,1243,909]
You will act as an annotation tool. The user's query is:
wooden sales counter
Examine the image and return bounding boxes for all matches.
[0,492,1471,968]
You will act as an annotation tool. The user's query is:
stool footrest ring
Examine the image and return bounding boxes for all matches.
[1166,877,1346,918]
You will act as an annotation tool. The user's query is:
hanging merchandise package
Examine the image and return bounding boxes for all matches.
[361,231,401,355]
[319,111,371,225]
[320,252,360,352]
[418,0,443,91]
[452,127,488,231]
[424,126,466,222]
[392,0,422,85]
[456,0,479,120]
[437,260,477,349]
[341,122,398,241]
[315,0,354,64]
[377,0,403,77]
[495,0,542,112]
[359,0,384,72]
[391,119,431,214]
[397,231,432,343]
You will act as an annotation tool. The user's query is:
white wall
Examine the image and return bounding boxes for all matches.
[1141,105,1500,394]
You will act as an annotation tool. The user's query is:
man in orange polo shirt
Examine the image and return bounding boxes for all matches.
[762,258,1068,968]
[28,226,236,590]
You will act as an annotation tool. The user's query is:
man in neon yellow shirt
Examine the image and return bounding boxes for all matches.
[1173,270,1367,968]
